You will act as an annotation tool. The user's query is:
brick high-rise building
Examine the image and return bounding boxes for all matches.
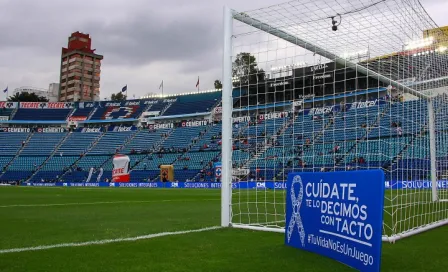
[59,32,103,102]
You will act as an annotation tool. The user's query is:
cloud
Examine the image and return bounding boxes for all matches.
[0,0,446,100]
[83,10,221,67]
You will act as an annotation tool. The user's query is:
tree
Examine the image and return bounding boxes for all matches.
[7,92,49,102]
[232,52,265,86]
[214,80,222,89]
[110,92,127,101]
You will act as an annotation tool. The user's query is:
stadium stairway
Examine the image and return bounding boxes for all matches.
[149,126,212,181]
[57,130,107,181]
[65,107,77,120]
[268,117,300,180]
[190,152,221,181]
[332,104,389,169]
[9,107,18,120]
[159,102,174,116]
[0,132,33,178]
[312,113,337,143]
[129,128,175,171]
[141,102,156,115]
[87,107,98,120]
[241,115,294,179]
[26,132,71,182]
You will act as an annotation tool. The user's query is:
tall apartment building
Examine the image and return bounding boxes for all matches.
[59,32,103,102]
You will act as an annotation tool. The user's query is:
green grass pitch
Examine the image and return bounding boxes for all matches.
[0,186,447,272]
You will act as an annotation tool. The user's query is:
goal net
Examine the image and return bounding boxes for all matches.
[221,0,448,242]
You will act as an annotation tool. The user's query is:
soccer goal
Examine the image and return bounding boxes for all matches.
[221,0,448,242]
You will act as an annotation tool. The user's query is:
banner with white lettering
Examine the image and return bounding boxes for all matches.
[285,170,384,272]
[0,127,31,133]
[258,111,289,120]
[36,127,66,133]
[143,100,159,105]
[80,127,102,133]
[179,120,209,127]
[110,125,137,132]
[148,123,174,130]
[20,102,74,109]
[348,99,385,110]
[143,111,160,116]
[0,116,9,121]
[103,102,123,107]
[0,102,18,109]
[232,116,251,123]
[124,101,141,106]
[308,106,335,115]
[79,102,96,108]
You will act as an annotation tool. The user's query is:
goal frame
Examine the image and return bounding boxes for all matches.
[220,5,446,242]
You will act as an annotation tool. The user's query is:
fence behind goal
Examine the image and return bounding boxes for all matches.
[220,0,448,242]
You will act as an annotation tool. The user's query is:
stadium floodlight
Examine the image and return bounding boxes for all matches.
[404,37,435,50]
[221,0,448,242]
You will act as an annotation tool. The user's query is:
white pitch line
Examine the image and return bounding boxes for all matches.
[0,226,221,254]
[0,198,220,208]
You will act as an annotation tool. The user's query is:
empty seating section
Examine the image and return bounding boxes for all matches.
[162,126,204,150]
[78,155,109,168]
[8,156,46,171]
[0,157,11,170]
[40,156,79,171]
[146,101,169,112]
[133,153,179,170]
[13,109,71,120]
[21,133,66,155]
[0,133,29,155]
[58,132,101,155]
[173,151,219,170]
[163,92,220,116]
[122,129,170,153]
[88,131,135,154]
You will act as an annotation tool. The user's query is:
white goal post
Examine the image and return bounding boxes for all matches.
[221,0,448,242]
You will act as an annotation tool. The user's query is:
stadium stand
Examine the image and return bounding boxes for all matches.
[1,90,446,185]
[162,92,221,116]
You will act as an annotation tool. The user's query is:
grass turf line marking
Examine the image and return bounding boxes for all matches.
[0,226,221,254]
[0,198,220,208]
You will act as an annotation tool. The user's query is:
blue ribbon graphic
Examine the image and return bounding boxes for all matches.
[287,175,306,247]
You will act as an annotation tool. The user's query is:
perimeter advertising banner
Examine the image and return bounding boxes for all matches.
[285,170,385,272]
[19,102,74,109]
[0,101,17,109]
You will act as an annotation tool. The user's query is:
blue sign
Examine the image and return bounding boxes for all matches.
[214,162,222,180]
[21,178,444,192]
[285,170,385,272]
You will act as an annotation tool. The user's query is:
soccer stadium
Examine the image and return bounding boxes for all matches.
[1,0,448,271]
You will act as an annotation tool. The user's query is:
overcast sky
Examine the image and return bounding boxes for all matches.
[0,0,446,100]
